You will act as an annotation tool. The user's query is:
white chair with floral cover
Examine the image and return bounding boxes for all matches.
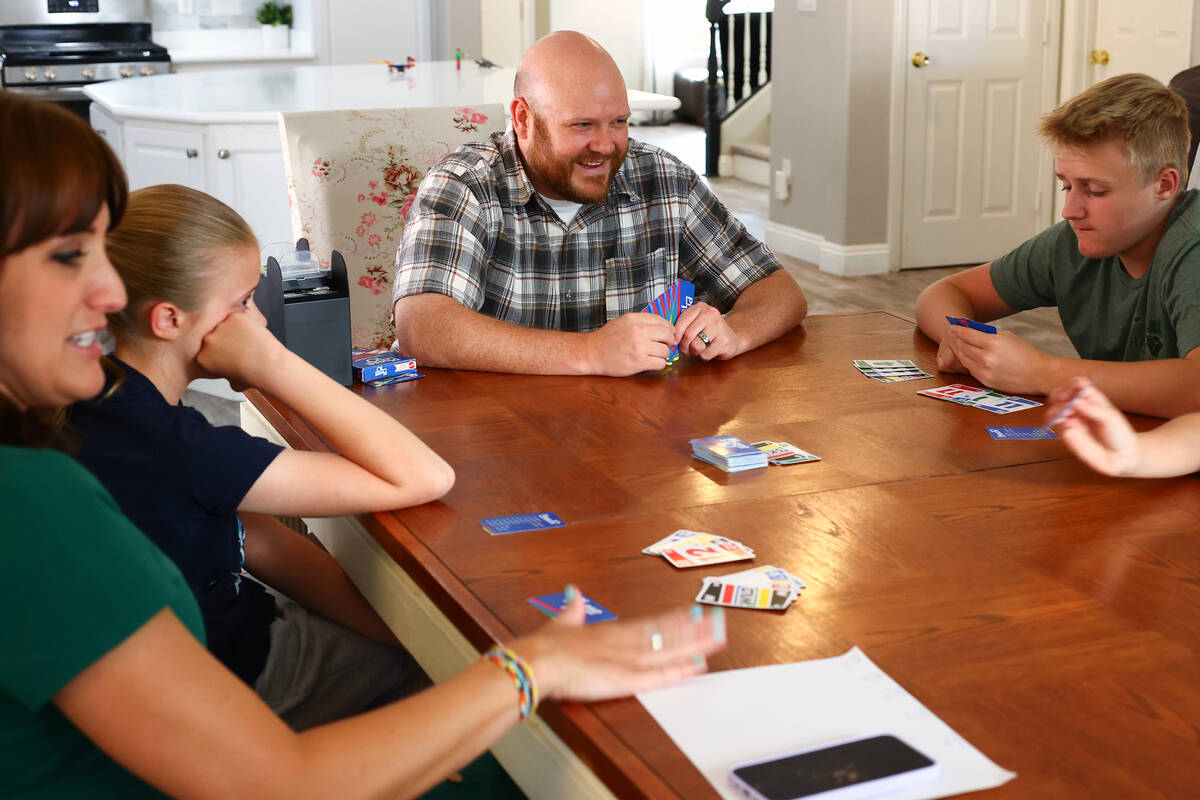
[278,105,505,349]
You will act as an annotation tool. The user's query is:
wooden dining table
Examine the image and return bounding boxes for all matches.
[243,310,1200,799]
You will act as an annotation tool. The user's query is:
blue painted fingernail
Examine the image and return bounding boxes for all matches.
[564,584,577,602]
[690,604,703,622]
[693,654,707,671]
[711,607,726,644]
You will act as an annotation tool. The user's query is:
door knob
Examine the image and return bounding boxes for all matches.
[912,52,931,68]
[185,149,199,158]
[1090,49,1109,65]
[217,149,230,159]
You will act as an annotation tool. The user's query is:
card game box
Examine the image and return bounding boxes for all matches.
[352,349,418,383]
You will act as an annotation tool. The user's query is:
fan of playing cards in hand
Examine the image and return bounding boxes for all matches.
[642,279,696,364]
[643,530,806,612]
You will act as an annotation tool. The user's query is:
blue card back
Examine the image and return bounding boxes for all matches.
[986,426,1058,440]
[527,592,618,623]
[946,315,998,334]
[479,512,566,535]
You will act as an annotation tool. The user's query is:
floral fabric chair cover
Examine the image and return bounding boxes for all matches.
[278,105,505,349]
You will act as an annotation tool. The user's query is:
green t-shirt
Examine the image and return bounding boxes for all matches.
[0,445,206,799]
[990,189,1200,361]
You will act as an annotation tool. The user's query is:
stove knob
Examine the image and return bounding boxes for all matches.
[43,68,58,80]
[139,65,156,76]
[82,67,96,79]
[23,68,38,81]
[119,66,135,78]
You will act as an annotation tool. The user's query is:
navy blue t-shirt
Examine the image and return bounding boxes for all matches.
[70,359,284,685]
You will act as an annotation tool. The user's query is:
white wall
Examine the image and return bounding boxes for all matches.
[548,0,646,89]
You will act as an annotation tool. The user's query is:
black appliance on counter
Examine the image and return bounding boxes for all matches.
[0,1,169,120]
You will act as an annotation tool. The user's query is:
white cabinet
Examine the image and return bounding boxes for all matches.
[93,116,293,248]
[89,104,124,162]
[123,123,208,192]
[209,125,293,246]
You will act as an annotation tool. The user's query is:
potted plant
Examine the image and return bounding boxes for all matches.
[256,2,292,50]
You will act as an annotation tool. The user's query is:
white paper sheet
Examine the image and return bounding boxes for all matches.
[637,647,1015,800]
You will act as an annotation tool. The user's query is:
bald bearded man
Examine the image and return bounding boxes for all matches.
[391,31,807,376]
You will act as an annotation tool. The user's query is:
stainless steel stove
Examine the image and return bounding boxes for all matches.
[0,1,169,119]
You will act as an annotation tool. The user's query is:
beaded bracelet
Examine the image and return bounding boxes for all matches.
[483,646,539,721]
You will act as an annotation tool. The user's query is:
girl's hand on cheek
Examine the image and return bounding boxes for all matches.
[195,311,283,389]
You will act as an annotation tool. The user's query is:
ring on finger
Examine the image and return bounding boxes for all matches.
[648,625,664,652]
[696,331,712,346]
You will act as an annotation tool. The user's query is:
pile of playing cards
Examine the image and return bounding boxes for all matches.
[643,279,695,364]
[643,530,755,568]
[690,435,768,472]
[919,384,1043,414]
[752,440,820,466]
[696,565,806,611]
[853,359,933,382]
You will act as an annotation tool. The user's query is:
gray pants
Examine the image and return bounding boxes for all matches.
[253,600,430,731]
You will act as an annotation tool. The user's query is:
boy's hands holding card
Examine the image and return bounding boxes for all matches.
[941,322,1055,396]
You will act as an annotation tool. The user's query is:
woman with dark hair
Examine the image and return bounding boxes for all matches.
[0,92,724,799]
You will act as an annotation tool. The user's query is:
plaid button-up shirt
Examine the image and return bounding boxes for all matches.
[393,129,781,333]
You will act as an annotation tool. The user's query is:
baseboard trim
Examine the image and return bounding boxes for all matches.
[765,221,890,276]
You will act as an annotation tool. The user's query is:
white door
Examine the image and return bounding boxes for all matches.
[480,0,530,68]
[899,0,1057,268]
[123,124,207,192]
[1092,0,1192,86]
[208,126,293,248]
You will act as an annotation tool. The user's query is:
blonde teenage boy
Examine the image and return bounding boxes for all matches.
[915,73,1200,418]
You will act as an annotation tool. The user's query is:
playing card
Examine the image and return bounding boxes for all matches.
[660,541,755,568]
[919,384,1042,415]
[715,565,806,592]
[696,580,793,610]
[972,393,1043,414]
[986,426,1058,440]
[527,592,617,623]
[642,530,730,555]
[643,280,696,364]
[750,441,821,465]
[478,512,566,535]
[852,359,934,382]
[695,564,806,611]
[945,316,998,334]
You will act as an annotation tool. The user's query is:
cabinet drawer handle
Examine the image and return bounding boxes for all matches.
[186,148,199,158]
[217,149,230,159]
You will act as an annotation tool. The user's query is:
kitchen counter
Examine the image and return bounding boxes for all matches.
[84,61,681,124]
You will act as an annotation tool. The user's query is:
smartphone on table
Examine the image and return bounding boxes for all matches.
[728,734,939,800]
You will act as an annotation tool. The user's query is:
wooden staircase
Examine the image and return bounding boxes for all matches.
[704,0,773,178]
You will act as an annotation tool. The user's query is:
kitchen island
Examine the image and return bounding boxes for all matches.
[85,61,682,245]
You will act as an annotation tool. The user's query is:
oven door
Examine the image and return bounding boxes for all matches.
[2,82,90,119]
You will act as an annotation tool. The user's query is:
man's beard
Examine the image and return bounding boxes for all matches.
[523,114,627,204]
